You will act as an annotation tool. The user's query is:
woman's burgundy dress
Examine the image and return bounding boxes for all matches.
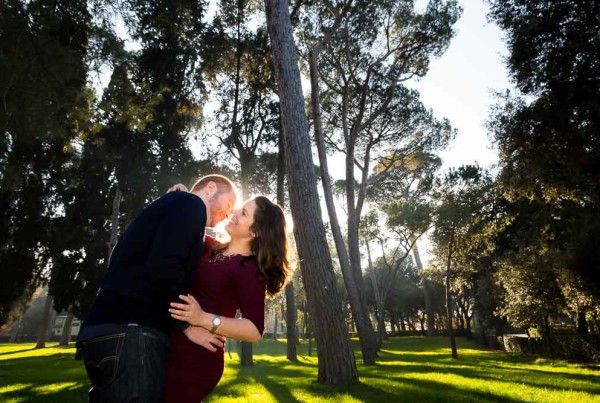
[164,237,266,402]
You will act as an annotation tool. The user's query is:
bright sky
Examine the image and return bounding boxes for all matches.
[401,0,513,265]
[407,0,513,171]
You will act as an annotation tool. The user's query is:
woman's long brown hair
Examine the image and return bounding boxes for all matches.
[249,196,291,298]
[211,196,292,298]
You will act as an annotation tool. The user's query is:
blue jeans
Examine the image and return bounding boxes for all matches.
[78,326,171,402]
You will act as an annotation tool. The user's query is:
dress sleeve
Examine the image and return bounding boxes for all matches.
[236,260,267,335]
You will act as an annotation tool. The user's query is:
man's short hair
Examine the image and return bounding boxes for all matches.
[190,175,235,196]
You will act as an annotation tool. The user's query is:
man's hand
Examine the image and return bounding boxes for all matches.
[184,326,226,352]
[167,183,189,193]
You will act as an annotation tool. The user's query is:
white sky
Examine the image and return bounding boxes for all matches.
[401,0,513,265]
[407,0,513,171]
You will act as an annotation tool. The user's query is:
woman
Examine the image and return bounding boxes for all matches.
[164,194,291,402]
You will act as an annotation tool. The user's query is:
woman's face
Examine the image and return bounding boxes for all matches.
[225,199,257,239]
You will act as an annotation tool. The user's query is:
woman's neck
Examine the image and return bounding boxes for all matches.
[224,239,252,256]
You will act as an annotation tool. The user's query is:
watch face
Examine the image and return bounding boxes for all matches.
[213,316,222,326]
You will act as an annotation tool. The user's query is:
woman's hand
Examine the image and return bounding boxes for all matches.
[169,294,208,327]
[166,183,189,193]
[184,326,226,352]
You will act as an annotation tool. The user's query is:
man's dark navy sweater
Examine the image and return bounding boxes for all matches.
[77,191,206,341]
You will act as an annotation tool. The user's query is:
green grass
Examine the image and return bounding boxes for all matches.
[1,337,599,402]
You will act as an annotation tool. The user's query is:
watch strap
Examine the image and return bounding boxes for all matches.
[209,315,221,334]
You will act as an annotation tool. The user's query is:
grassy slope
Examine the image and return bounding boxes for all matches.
[1,337,599,402]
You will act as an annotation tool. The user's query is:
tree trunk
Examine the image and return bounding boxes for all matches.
[342,82,379,361]
[445,233,458,359]
[591,312,599,335]
[412,240,435,336]
[240,341,254,366]
[365,241,385,347]
[577,309,589,334]
[35,293,54,349]
[389,313,398,334]
[418,316,426,334]
[239,158,254,367]
[399,313,406,332]
[347,212,378,363]
[456,304,465,331]
[239,156,252,203]
[265,0,359,383]
[310,46,377,366]
[465,313,473,340]
[543,315,554,359]
[278,131,298,361]
[59,311,75,346]
[108,187,122,262]
[285,283,298,360]
[240,340,253,365]
[436,313,444,331]
[307,316,313,357]
[302,301,308,340]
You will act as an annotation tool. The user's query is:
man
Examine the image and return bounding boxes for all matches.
[76,175,237,402]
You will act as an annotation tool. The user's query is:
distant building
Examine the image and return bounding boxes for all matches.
[51,315,81,337]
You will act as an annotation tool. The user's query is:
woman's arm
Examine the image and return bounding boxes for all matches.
[170,295,262,343]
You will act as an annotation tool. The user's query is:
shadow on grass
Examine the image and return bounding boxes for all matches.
[261,375,302,403]
[213,354,526,402]
[371,361,600,394]
[368,345,599,392]
[366,375,523,403]
[0,353,89,403]
[0,347,37,357]
[212,363,312,401]
[0,382,88,403]
[3,337,599,403]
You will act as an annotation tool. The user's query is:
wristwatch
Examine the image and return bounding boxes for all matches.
[210,315,222,334]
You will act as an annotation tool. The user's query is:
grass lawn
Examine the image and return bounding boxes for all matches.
[1,336,599,402]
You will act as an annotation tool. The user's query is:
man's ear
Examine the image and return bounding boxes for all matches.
[204,181,218,198]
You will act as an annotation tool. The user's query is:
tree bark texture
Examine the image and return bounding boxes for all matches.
[278,129,298,361]
[284,282,298,360]
[239,162,254,366]
[35,293,54,349]
[240,341,254,366]
[411,240,436,336]
[365,241,385,346]
[577,310,589,334]
[108,187,122,263]
[310,47,377,365]
[59,311,75,346]
[445,232,458,359]
[346,164,379,364]
[264,0,359,383]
